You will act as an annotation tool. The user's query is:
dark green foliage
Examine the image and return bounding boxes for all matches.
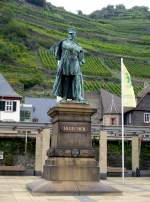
[108,141,131,169]
[2,20,28,41]
[130,6,149,13]
[115,4,126,16]
[19,73,43,89]
[77,10,83,16]
[25,138,35,154]
[140,142,150,170]
[4,153,14,166]
[107,141,150,170]
[0,41,15,63]
[0,6,14,24]
[89,5,150,19]
[0,138,35,156]
[0,139,24,154]
[26,0,46,7]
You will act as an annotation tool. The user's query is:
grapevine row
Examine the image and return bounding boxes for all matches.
[84,80,143,96]
[39,48,111,77]
[103,56,150,78]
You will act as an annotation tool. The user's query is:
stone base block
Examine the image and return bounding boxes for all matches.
[43,157,99,181]
[27,178,121,195]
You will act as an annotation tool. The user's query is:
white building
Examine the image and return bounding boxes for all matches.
[0,74,22,122]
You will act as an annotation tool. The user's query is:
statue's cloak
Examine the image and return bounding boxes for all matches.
[51,39,85,100]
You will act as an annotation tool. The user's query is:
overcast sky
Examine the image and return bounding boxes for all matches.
[47,0,150,14]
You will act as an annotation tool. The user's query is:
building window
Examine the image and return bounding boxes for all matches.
[0,101,5,111]
[128,113,132,124]
[20,110,31,122]
[110,117,116,125]
[5,101,13,112]
[144,113,150,123]
[32,118,39,123]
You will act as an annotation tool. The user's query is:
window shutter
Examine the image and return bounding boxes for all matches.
[0,101,5,111]
[13,102,17,112]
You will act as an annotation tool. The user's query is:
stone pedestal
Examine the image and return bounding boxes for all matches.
[28,103,120,194]
[43,157,98,181]
[43,103,99,181]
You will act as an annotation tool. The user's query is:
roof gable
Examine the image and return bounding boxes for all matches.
[0,74,21,98]
[25,97,56,123]
[136,86,150,109]
[100,89,121,114]
[136,93,150,110]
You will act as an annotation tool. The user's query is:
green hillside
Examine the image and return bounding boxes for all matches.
[0,0,150,97]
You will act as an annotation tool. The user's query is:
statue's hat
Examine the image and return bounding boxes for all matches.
[67,27,76,34]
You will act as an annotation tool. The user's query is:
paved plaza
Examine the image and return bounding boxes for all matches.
[0,176,150,202]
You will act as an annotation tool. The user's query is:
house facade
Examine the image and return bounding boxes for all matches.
[125,87,150,126]
[85,90,121,126]
[0,74,22,122]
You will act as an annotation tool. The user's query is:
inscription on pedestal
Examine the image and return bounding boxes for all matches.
[60,124,89,133]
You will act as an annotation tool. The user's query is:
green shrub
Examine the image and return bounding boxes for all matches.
[0,6,14,25]
[19,73,43,89]
[3,20,28,41]
[0,40,15,63]
[4,153,13,166]
[26,0,46,7]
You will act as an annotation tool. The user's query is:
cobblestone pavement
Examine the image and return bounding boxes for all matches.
[0,176,150,202]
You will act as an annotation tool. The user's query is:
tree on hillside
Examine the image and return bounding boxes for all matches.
[102,5,115,18]
[129,6,149,18]
[130,6,149,13]
[115,4,126,16]
[89,5,115,19]
[0,7,14,24]
[77,10,83,16]
[89,4,150,19]
[26,0,46,7]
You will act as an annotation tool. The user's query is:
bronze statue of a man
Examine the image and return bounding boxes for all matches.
[52,28,85,102]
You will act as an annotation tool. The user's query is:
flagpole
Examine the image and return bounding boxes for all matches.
[121,58,125,184]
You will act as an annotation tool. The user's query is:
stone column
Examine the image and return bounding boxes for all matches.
[132,135,140,176]
[99,130,108,179]
[35,128,50,175]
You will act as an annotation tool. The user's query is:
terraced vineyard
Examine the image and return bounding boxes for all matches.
[82,56,111,77]
[103,56,150,78]
[125,60,150,78]
[84,80,143,96]
[39,48,111,76]
[38,48,57,70]
[103,57,120,70]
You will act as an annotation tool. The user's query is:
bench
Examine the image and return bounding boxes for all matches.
[0,165,26,175]
[107,166,128,176]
